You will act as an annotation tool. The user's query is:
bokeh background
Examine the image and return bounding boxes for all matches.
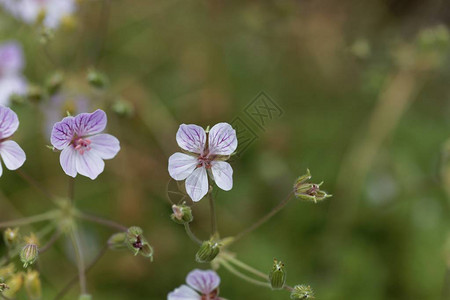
[0,0,450,299]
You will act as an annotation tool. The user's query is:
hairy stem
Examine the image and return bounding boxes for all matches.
[219,259,271,288]
[184,223,202,245]
[232,191,294,244]
[221,253,267,280]
[69,228,87,294]
[0,210,59,229]
[76,212,127,232]
[208,188,218,236]
[53,245,108,300]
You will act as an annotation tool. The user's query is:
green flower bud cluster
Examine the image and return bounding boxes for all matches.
[290,285,314,299]
[269,258,286,290]
[0,263,42,299]
[196,240,220,263]
[20,234,39,268]
[293,169,332,203]
[170,203,193,225]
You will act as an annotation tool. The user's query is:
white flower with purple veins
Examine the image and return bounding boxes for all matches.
[0,42,26,106]
[168,269,225,300]
[0,106,26,176]
[0,0,76,29]
[51,109,120,180]
[168,123,237,202]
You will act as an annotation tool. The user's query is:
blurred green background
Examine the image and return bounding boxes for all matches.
[1,0,450,299]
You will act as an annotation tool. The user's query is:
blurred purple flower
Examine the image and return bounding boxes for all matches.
[41,93,90,138]
[168,123,237,202]
[0,42,26,105]
[0,106,26,176]
[168,269,224,300]
[0,0,76,28]
[50,109,120,180]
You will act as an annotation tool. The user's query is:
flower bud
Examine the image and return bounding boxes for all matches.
[195,240,220,263]
[293,169,332,203]
[125,227,154,261]
[170,204,193,224]
[0,264,16,280]
[3,228,20,248]
[269,258,286,290]
[108,232,127,250]
[24,270,41,300]
[290,285,314,299]
[46,72,64,95]
[3,273,23,298]
[0,283,9,293]
[111,98,134,118]
[27,85,44,103]
[20,234,39,268]
[87,69,108,89]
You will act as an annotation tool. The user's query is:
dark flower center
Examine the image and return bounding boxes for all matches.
[133,236,143,249]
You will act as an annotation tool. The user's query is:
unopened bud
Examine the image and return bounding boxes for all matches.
[170,204,193,224]
[269,258,286,290]
[87,69,108,89]
[108,232,127,250]
[195,240,220,263]
[0,264,16,279]
[3,273,23,298]
[20,234,39,268]
[125,227,154,261]
[24,270,41,300]
[0,283,9,293]
[27,85,44,103]
[79,294,92,300]
[111,98,134,118]
[290,285,314,299]
[4,228,20,248]
[293,169,332,203]
[46,72,64,95]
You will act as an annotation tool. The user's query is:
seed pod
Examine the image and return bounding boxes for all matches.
[290,285,314,299]
[195,240,220,263]
[269,259,286,290]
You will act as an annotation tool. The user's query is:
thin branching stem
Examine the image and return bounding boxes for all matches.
[184,223,202,245]
[221,253,267,280]
[232,191,294,244]
[53,245,108,300]
[16,169,54,201]
[0,210,59,229]
[219,259,271,288]
[39,229,62,253]
[69,228,87,295]
[76,212,127,232]
[208,187,218,236]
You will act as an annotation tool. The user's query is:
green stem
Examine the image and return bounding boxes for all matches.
[208,188,217,236]
[222,253,268,280]
[219,259,271,288]
[75,212,127,232]
[0,210,59,228]
[184,223,202,245]
[232,191,294,244]
[69,228,87,294]
[68,177,75,205]
[16,169,54,201]
[39,229,62,253]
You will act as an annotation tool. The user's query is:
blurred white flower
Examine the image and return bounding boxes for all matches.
[0,0,76,29]
[0,42,26,106]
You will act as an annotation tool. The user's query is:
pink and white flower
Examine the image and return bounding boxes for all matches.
[168,123,237,202]
[0,106,26,176]
[0,0,76,29]
[50,109,120,180]
[168,269,225,300]
[0,42,26,106]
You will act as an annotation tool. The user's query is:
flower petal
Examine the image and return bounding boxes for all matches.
[186,269,221,295]
[51,116,75,150]
[167,285,201,300]
[168,152,198,181]
[0,106,19,139]
[89,133,120,160]
[73,109,107,137]
[185,167,208,202]
[59,147,77,177]
[208,123,237,156]
[0,140,25,170]
[176,124,206,154]
[0,160,3,177]
[0,42,24,75]
[75,151,105,180]
[211,161,233,191]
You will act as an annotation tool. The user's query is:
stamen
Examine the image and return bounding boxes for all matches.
[72,137,92,155]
